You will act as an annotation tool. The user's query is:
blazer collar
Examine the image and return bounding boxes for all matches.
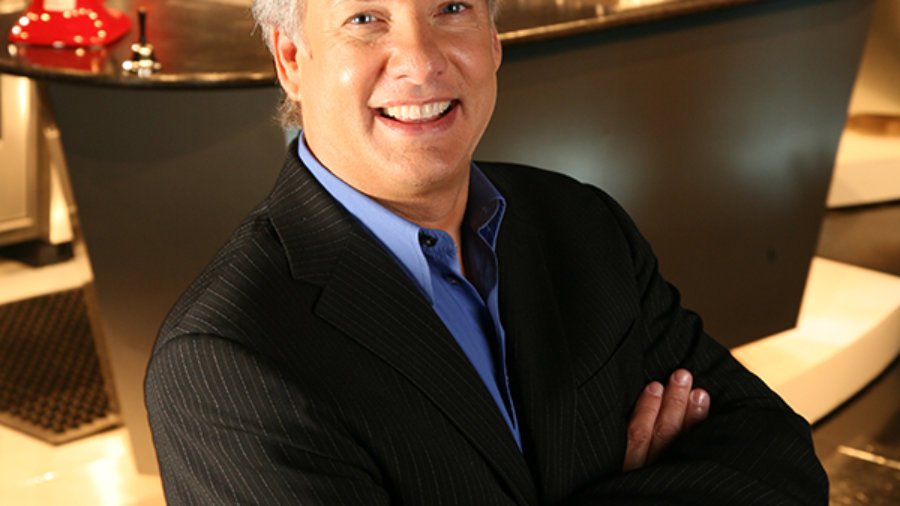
[267,140,356,285]
[266,145,539,505]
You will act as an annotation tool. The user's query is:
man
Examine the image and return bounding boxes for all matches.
[145,0,828,503]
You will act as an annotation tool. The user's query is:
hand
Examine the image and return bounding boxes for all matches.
[623,369,710,471]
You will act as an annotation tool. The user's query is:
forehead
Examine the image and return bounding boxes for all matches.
[307,0,493,13]
[309,0,423,11]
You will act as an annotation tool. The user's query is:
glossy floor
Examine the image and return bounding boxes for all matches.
[0,425,164,505]
[814,359,900,506]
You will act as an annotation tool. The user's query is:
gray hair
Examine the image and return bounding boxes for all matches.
[251,0,303,54]
[251,0,500,127]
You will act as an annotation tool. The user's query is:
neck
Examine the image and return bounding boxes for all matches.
[377,172,471,277]
[300,134,472,270]
[376,175,469,266]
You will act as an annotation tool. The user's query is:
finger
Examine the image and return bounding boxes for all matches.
[683,388,710,431]
[623,381,664,471]
[647,369,693,463]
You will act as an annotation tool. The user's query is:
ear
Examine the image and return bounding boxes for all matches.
[491,26,502,71]
[272,29,305,102]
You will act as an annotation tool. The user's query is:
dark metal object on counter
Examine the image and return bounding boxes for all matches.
[122,8,160,76]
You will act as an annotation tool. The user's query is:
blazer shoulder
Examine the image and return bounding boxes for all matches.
[155,202,294,349]
[477,160,586,194]
[476,160,629,231]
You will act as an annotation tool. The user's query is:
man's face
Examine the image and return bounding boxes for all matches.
[275,0,502,202]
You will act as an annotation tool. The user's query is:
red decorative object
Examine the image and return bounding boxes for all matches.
[8,0,131,47]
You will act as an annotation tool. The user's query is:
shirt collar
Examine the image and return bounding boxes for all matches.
[297,131,506,302]
[467,165,506,250]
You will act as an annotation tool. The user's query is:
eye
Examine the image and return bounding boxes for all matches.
[348,13,377,25]
[440,2,469,14]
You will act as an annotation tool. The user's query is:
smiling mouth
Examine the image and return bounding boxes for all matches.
[378,100,457,123]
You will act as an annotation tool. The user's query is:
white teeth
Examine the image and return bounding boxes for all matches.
[382,101,452,121]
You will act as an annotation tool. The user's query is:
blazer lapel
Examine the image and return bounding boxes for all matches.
[268,148,538,505]
[497,210,577,505]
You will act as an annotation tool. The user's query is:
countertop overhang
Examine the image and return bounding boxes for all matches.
[0,0,763,88]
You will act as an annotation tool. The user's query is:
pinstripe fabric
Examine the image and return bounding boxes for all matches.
[145,143,827,505]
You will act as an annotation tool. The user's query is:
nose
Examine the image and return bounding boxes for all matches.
[386,21,448,84]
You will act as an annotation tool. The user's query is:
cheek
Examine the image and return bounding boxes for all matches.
[454,42,499,86]
[333,58,375,108]
[338,67,355,87]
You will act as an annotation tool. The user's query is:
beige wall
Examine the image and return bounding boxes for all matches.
[849,0,900,115]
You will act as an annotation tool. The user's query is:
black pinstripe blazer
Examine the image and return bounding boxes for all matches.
[145,143,827,505]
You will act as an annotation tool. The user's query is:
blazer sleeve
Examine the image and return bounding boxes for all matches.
[145,334,392,505]
[567,187,829,505]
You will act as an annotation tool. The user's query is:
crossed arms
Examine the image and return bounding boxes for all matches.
[145,170,828,504]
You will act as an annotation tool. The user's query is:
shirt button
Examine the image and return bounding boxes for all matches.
[445,275,459,285]
[419,233,437,247]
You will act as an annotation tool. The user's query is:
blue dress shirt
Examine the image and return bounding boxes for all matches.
[298,132,521,449]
